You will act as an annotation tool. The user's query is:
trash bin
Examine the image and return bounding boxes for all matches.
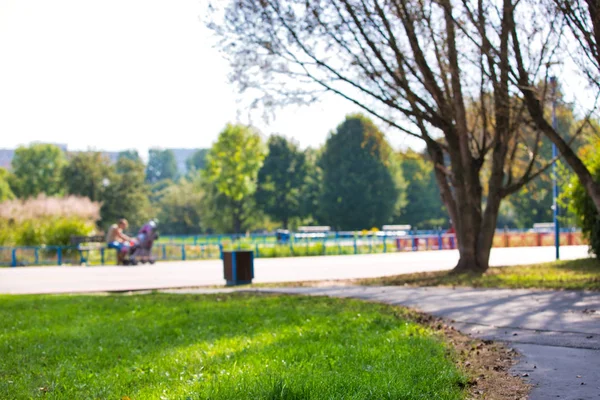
[223,250,254,286]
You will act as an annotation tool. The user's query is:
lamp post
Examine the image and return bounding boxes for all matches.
[550,76,560,260]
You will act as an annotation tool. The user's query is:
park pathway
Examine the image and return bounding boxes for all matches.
[0,245,589,294]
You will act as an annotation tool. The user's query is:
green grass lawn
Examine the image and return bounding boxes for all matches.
[356,258,600,290]
[0,293,466,399]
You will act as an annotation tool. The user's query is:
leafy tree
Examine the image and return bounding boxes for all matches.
[146,149,178,184]
[563,137,600,259]
[508,99,589,229]
[117,151,145,174]
[319,115,400,231]
[149,179,175,204]
[209,0,562,272]
[186,149,209,174]
[157,178,204,235]
[101,158,151,231]
[118,150,142,164]
[203,124,267,233]
[10,144,66,198]
[0,168,15,202]
[395,150,447,229]
[298,148,323,225]
[63,152,114,202]
[256,136,307,228]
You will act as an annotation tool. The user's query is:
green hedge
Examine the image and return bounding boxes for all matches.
[0,217,95,247]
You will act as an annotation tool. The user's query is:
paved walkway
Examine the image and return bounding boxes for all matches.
[173,286,600,400]
[0,246,589,294]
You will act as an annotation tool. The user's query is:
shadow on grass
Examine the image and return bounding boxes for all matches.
[0,293,466,400]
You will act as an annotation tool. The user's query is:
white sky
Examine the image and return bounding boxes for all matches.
[0,0,423,157]
[0,0,593,158]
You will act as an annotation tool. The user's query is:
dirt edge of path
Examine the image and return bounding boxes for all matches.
[251,291,530,400]
[410,310,530,400]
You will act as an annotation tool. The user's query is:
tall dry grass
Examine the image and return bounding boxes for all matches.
[0,195,100,223]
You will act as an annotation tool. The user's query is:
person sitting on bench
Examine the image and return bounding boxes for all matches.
[106,219,133,265]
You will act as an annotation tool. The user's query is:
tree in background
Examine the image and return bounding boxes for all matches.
[9,144,66,198]
[319,115,400,231]
[298,148,323,226]
[146,149,178,184]
[203,124,267,233]
[118,150,142,164]
[0,168,15,202]
[209,0,563,273]
[395,150,447,229]
[186,149,209,174]
[506,88,589,229]
[157,177,204,235]
[256,136,307,228]
[563,137,600,259]
[63,152,114,202]
[101,157,151,231]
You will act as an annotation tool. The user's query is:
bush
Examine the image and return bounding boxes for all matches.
[44,218,95,246]
[565,139,600,259]
[0,195,100,246]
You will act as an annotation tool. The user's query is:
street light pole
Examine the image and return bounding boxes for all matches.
[550,76,560,260]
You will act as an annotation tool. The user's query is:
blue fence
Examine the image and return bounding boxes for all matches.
[1,227,582,267]
[157,228,580,245]
[1,234,460,267]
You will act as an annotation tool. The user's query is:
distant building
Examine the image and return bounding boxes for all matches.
[0,149,14,169]
[0,144,116,170]
[0,145,204,174]
[0,143,68,170]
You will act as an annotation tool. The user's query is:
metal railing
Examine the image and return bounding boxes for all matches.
[0,230,585,267]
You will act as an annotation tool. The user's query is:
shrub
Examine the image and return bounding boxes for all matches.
[44,218,95,246]
[565,139,600,259]
[0,195,100,246]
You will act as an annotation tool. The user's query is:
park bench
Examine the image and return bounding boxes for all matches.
[70,235,106,265]
[295,226,330,239]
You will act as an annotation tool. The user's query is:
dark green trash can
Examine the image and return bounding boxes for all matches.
[223,250,254,286]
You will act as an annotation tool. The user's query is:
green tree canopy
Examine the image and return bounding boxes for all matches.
[146,149,178,184]
[0,168,15,202]
[63,152,114,202]
[203,124,267,233]
[255,136,307,228]
[185,149,209,174]
[395,150,446,229]
[507,96,583,229]
[298,148,323,226]
[319,114,401,231]
[157,177,204,235]
[118,150,142,164]
[10,144,67,198]
[101,157,151,231]
[563,137,600,259]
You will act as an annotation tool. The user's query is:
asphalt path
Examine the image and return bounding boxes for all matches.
[246,286,600,400]
[0,245,589,294]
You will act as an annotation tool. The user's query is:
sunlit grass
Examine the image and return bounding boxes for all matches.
[356,258,600,290]
[0,293,466,399]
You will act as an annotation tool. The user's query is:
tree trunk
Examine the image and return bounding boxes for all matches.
[451,209,493,274]
[232,206,242,234]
